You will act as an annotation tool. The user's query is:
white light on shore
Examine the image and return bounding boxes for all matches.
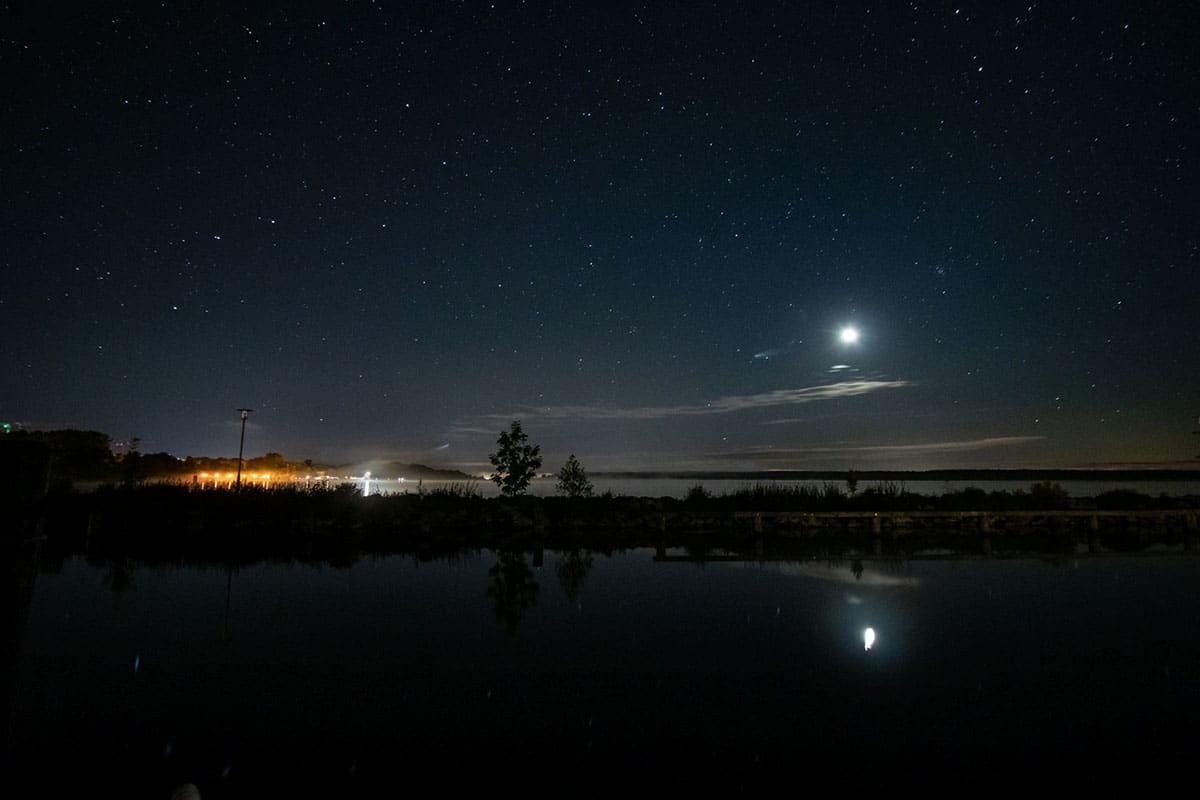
[863,627,876,651]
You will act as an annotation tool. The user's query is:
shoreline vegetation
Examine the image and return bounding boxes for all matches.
[7,481,1199,572]
[4,431,1199,568]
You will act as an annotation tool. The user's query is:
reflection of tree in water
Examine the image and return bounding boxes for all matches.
[102,558,137,598]
[487,553,539,633]
[851,559,864,581]
[2,543,39,758]
[555,550,593,604]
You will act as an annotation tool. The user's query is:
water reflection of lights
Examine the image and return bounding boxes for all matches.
[863,627,876,651]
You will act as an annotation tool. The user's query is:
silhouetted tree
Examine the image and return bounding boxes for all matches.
[488,420,542,497]
[120,451,145,485]
[247,452,286,470]
[555,454,593,498]
[10,429,114,479]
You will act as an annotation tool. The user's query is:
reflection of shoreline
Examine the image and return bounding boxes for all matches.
[1,540,39,762]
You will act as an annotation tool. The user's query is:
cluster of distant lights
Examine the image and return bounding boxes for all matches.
[198,471,275,483]
[200,472,270,478]
[195,472,418,483]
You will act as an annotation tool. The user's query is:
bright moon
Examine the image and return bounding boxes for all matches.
[839,326,860,344]
[863,627,876,650]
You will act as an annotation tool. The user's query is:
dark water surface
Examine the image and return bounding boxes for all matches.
[5,549,1200,793]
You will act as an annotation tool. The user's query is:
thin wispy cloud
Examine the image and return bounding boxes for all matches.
[480,380,911,422]
[446,425,500,436]
[711,436,1043,460]
[822,436,1043,454]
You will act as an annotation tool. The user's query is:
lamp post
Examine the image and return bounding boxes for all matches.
[235,408,253,490]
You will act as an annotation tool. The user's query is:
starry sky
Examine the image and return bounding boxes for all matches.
[3,1,1197,471]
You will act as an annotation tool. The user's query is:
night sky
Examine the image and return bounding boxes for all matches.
[3,1,1197,472]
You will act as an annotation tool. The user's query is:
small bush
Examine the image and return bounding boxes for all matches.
[427,480,481,499]
[684,484,711,507]
[1028,481,1071,510]
[1094,489,1152,510]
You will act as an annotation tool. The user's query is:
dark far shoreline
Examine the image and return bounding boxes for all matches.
[592,468,1200,482]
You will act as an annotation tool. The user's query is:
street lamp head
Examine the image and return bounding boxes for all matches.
[235,408,254,490]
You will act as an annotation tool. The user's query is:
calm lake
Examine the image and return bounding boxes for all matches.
[5,548,1200,792]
